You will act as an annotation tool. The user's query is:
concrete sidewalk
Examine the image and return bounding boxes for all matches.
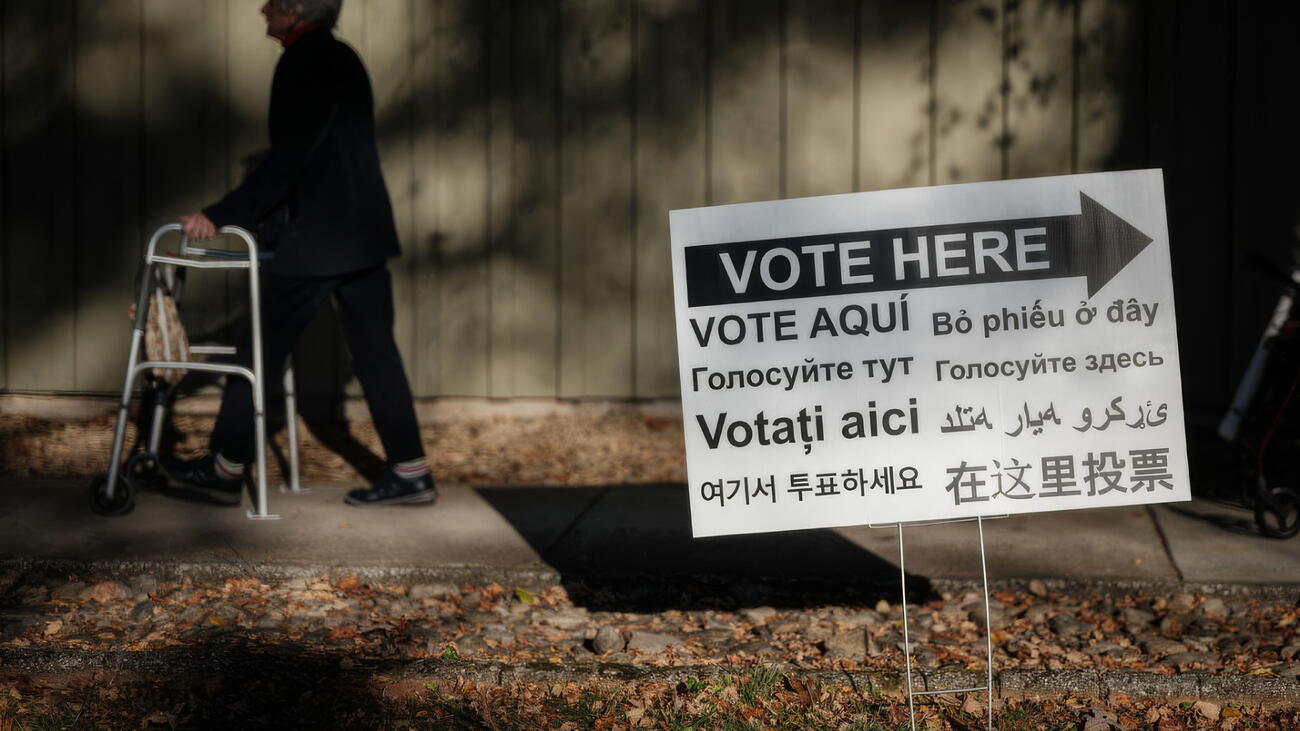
[1,479,1298,594]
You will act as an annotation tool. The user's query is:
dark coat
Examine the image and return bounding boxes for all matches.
[204,28,400,277]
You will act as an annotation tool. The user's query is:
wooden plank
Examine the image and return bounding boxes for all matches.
[1076,0,1144,172]
[857,1,932,191]
[784,0,855,198]
[1226,4,1300,400]
[2,0,77,392]
[316,0,365,401]
[74,0,143,392]
[1159,0,1233,409]
[224,3,277,203]
[486,0,515,397]
[633,0,707,398]
[0,3,6,390]
[225,0,278,357]
[559,0,635,397]
[410,0,441,397]
[508,0,561,397]
[435,0,491,396]
[198,0,230,216]
[709,0,782,204]
[336,0,362,36]
[362,0,416,388]
[933,0,1003,183]
[1004,0,1073,178]
[142,0,232,344]
[1226,1,1263,397]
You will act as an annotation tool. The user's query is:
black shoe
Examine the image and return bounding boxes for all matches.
[162,455,244,506]
[345,470,436,507]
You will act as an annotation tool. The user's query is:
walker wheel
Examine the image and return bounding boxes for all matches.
[125,452,168,492]
[89,473,135,517]
[1254,486,1300,539]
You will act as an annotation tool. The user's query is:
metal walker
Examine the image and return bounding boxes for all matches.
[89,223,306,520]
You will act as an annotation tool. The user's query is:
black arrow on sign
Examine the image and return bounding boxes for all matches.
[1066,193,1156,297]
[684,192,1154,307]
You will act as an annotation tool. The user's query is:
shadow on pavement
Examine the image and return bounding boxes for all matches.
[476,483,931,613]
[1184,425,1280,540]
[1163,501,1261,538]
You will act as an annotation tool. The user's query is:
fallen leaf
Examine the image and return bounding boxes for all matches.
[1083,705,1119,731]
[223,577,263,595]
[515,587,537,605]
[86,581,122,603]
[785,675,813,705]
[1193,700,1220,721]
[141,710,178,728]
[328,624,360,642]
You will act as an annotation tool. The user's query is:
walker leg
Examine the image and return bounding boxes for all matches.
[105,361,138,498]
[147,390,167,456]
[246,402,279,520]
[244,246,279,520]
[106,263,158,498]
[281,361,307,494]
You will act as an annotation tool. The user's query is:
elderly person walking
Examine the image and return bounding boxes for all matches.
[172,0,433,507]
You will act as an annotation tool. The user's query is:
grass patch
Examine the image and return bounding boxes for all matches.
[4,665,1300,729]
[737,665,783,705]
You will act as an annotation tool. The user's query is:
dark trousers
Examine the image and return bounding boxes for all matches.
[210,264,424,466]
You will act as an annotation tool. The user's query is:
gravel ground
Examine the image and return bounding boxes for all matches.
[3,572,1298,681]
[0,410,687,486]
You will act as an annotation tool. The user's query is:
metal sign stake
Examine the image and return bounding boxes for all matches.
[872,514,1004,731]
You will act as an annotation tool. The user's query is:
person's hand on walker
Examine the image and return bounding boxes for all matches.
[180,212,217,240]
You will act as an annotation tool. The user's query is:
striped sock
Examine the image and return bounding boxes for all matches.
[215,453,245,479]
[392,458,429,481]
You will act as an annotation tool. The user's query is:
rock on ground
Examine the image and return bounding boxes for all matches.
[409,583,459,601]
[1198,598,1229,621]
[1049,612,1086,637]
[625,631,683,654]
[824,631,866,661]
[541,607,588,630]
[50,583,87,602]
[592,625,625,654]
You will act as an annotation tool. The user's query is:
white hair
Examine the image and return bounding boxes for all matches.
[277,0,342,29]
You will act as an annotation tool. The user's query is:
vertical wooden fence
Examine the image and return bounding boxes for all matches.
[1,0,1289,413]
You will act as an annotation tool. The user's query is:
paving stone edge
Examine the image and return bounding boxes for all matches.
[3,557,1298,602]
[0,557,562,589]
[0,647,1297,708]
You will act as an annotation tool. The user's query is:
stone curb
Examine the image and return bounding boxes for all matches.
[1,647,1297,709]
[4,556,1299,602]
[930,577,1300,603]
[0,557,562,590]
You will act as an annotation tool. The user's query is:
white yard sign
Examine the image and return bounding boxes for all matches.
[671,170,1190,538]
